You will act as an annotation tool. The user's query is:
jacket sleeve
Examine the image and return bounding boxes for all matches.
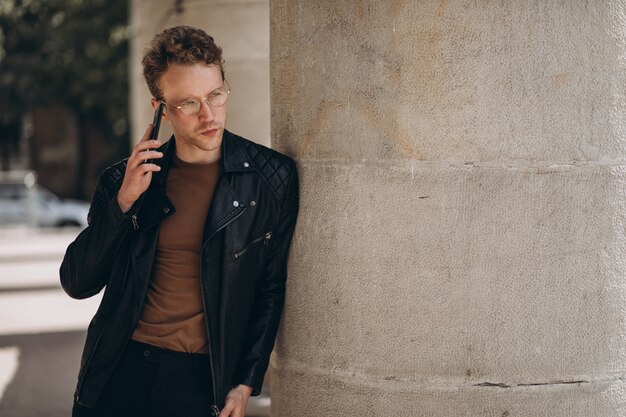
[234,159,300,394]
[59,165,131,299]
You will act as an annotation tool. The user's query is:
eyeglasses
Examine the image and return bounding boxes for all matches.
[158,80,230,116]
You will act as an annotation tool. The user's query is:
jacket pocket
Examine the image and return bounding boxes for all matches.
[232,231,273,261]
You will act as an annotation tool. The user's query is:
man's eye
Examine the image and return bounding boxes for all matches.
[180,100,197,108]
[209,91,222,99]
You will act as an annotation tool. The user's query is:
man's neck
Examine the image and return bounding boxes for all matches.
[174,143,222,164]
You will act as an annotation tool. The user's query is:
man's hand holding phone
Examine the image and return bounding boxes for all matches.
[116,124,163,214]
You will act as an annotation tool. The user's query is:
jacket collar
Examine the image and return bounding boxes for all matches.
[152,129,255,187]
[220,130,257,173]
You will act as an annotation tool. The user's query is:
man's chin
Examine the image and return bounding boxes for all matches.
[195,132,223,151]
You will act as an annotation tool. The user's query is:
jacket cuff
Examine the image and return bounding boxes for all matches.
[233,375,263,397]
[104,192,131,229]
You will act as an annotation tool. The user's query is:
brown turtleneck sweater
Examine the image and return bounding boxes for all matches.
[132,154,221,353]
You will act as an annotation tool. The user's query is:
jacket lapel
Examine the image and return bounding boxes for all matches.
[203,172,245,245]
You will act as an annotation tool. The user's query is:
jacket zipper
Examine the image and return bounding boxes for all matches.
[232,231,273,260]
[199,205,246,412]
[199,275,220,413]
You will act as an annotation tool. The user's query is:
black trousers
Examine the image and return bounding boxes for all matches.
[72,340,214,417]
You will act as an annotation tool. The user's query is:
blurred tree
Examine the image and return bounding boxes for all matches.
[0,0,130,198]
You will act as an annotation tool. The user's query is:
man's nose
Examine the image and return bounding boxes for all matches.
[198,99,215,121]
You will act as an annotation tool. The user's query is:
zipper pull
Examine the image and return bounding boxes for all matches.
[264,231,272,245]
[211,405,220,416]
[131,214,139,230]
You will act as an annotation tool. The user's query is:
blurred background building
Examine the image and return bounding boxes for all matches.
[0,0,131,200]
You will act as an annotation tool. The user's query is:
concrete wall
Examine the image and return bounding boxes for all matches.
[270,1,626,415]
[130,0,270,146]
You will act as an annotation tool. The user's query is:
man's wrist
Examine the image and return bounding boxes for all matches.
[233,384,253,396]
[116,191,133,214]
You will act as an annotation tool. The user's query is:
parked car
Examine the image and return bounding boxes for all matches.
[0,171,89,228]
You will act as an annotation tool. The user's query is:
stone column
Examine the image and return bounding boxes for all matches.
[270,1,626,415]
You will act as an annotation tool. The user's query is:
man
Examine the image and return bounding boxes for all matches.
[60,25,299,417]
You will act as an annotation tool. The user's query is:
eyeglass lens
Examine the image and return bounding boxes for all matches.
[179,89,228,116]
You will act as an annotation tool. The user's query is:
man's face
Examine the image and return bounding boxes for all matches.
[157,63,227,160]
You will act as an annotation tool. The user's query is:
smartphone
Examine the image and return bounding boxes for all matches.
[151,102,164,140]
[144,102,164,163]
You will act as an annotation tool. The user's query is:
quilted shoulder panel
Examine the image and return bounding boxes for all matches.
[242,140,294,202]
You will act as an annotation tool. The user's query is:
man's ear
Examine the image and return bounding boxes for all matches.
[150,98,168,120]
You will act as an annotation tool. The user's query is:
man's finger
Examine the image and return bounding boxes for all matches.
[126,150,162,170]
[133,140,162,154]
[219,401,235,417]
[134,150,163,163]
[136,163,161,174]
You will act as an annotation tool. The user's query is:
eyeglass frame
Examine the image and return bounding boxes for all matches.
[156,79,231,116]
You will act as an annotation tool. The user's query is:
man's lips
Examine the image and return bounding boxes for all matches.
[200,128,219,136]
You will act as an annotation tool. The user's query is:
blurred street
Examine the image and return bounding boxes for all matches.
[0,228,269,417]
[0,228,100,417]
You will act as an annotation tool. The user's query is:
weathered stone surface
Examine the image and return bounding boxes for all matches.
[279,163,626,382]
[272,1,626,163]
[271,365,626,417]
[271,1,626,415]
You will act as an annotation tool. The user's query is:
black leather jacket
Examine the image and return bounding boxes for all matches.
[60,130,299,411]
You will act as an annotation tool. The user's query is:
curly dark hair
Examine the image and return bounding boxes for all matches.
[142,25,224,100]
